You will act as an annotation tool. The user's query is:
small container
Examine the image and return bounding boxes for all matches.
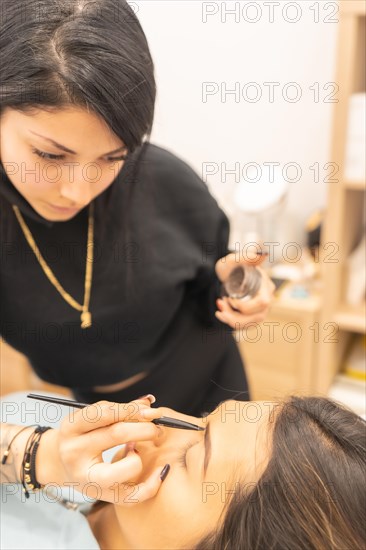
[222,265,262,302]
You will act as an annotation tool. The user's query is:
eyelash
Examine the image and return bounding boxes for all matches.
[31,148,128,163]
[177,441,199,470]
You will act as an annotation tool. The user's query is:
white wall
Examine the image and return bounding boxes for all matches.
[135,1,339,248]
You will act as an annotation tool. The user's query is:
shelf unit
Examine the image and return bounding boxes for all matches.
[318,0,366,394]
[237,287,321,401]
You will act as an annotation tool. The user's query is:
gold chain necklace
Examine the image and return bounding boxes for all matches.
[12,203,94,329]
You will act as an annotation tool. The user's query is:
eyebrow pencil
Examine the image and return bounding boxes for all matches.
[229,250,269,256]
[27,393,205,431]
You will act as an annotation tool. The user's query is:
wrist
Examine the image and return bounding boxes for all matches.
[36,428,64,487]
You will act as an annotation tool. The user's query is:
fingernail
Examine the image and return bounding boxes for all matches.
[217,300,224,312]
[137,394,156,404]
[160,464,170,482]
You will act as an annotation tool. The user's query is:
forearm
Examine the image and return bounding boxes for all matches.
[0,423,35,484]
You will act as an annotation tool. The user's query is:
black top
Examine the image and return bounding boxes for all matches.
[0,142,246,408]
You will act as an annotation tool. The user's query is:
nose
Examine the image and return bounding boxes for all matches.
[59,162,95,206]
[59,180,92,207]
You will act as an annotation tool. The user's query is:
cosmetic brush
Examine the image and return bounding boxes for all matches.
[27,393,205,431]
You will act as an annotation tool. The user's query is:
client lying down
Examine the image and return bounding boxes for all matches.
[1,395,365,549]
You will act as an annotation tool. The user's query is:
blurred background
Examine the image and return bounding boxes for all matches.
[1,0,365,416]
[146,0,333,247]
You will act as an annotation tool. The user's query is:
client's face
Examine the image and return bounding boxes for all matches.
[111,400,275,549]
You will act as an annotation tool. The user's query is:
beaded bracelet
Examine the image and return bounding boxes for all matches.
[1,425,38,465]
[21,426,53,499]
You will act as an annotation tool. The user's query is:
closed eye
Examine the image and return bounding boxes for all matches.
[177,441,199,470]
[32,148,63,161]
[31,148,128,163]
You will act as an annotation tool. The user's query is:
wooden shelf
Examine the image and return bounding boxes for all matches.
[340,1,366,16]
[344,179,366,190]
[328,374,366,417]
[317,2,366,394]
[271,284,321,313]
[236,294,321,400]
[333,303,366,333]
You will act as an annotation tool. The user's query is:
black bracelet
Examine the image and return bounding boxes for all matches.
[21,426,52,499]
[1,425,38,465]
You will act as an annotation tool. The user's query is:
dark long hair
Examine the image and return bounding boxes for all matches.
[195,396,366,550]
[0,0,155,151]
[0,0,156,298]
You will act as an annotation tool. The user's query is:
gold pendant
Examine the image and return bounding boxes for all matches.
[81,311,92,329]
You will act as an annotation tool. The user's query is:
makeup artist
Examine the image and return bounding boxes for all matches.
[0,0,275,417]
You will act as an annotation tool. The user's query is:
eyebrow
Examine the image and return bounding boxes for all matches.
[29,131,128,156]
[203,419,212,479]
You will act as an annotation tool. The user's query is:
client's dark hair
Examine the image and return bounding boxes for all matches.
[195,396,366,550]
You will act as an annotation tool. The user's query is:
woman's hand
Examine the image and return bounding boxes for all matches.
[36,397,168,506]
[215,252,276,330]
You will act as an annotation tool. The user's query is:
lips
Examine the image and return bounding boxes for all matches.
[47,203,81,213]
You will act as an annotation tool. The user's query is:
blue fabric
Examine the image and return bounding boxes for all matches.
[0,391,124,549]
[0,485,99,550]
